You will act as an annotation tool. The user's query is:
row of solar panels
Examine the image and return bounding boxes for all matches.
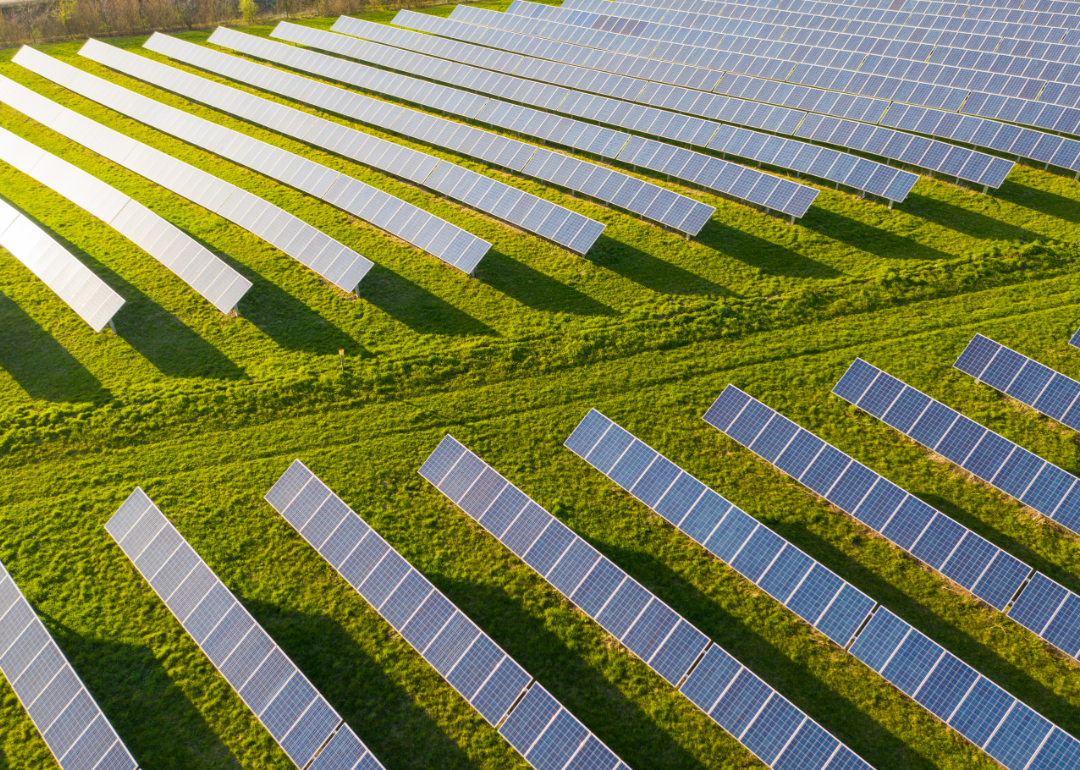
[131,32,710,239]
[218,25,800,220]
[421,433,875,770]
[15,46,492,275]
[567,404,1080,770]
[558,0,1080,75]
[501,0,1080,131]
[472,0,1080,168]
[286,22,913,203]
[0,190,124,333]
[455,2,1080,137]
[344,13,1021,188]
[392,11,1060,184]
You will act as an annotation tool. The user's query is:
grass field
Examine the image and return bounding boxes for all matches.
[1,4,1080,768]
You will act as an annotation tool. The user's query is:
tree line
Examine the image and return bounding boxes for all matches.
[0,0,445,47]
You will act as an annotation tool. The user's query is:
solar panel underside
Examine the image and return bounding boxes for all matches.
[324,18,920,203]
[419,434,874,770]
[455,2,1078,144]
[564,408,876,648]
[197,28,719,232]
[263,460,633,770]
[17,45,486,278]
[0,560,140,770]
[573,405,1080,769]
[104,488,385,770]
[278,23,853,212]
[832,358,1080,542]
[701,384,1080,661]
[100,35,608,253]
[385,11,1026,187]
[0,193,123,333]
[955,333,1080,436]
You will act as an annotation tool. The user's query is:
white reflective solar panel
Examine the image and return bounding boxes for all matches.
[0,559,140,770]
[105,488,387,770]
[264,460,634,770]
[0,74,252,314]
[14,48,375,292]
[18,46,485,278]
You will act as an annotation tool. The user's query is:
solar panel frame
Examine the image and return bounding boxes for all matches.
[264,460,632,770]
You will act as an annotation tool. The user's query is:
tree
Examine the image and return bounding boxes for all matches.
[239,0,256,24]
[50,0,76,38]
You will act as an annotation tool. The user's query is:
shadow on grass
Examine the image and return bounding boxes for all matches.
[44,615,238,769]
[697,218,842,280]
[0,291,111,403]
[764,507,1080,745]
[586,234,731,297]
[10,207,246,380]
[432,575,709,770]
[359,263,497,337]
[245,598,482,769]
[598,538,938,770]
[799,207,951,262]
[994,178,1080,225]
[903,192,1045,242]
[475,250,617,317]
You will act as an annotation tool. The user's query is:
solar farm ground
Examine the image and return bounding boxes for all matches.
[2,5,1080,769]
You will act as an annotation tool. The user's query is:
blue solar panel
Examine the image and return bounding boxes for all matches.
[422,435,871,770]
[266,461,628,770]
[566,409,874,647]
[106,488,369,770]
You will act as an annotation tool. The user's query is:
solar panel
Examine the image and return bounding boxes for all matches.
[386,11,1052,184]
[0,559,140,770]
[286,24,849,211]
[15,46,485,278]
[90,36,606,252]
[565,408,875,647]
[263,461,633,770]
[419,435,874,770]
[831,358,1080,541]
[955,333,1080,435]
[104,488,385,770]
[201,27,718,233]
[0,192,124,333]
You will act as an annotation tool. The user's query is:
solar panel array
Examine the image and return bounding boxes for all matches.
[832,358,1080,540]
[264,460,633,770]
[565,408,876,647]
[572,406,1080,769]
[0,560,140,770]
[198,28,718,233]
[551,0,1080,109]
[337,15,1010,193]
[419,434,874,770]
[415,4,1075,180]
[128,33,611,251]
[0,193,123,333]
[701,385,1080,661]
[491,0,1080,139]
[18,45,486,277]
[105,488,385,770]
[955,333,1080,435]
[391,10,1041,185]
[291,23,909,206]
[7,53,369,296]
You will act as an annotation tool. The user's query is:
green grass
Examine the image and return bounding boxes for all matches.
[1,5,1080,769]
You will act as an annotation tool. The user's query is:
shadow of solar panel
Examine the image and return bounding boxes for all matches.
[264,461,629,770]
[0,561,140,770]
[105,489,369,770]
[420,435,873,770]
